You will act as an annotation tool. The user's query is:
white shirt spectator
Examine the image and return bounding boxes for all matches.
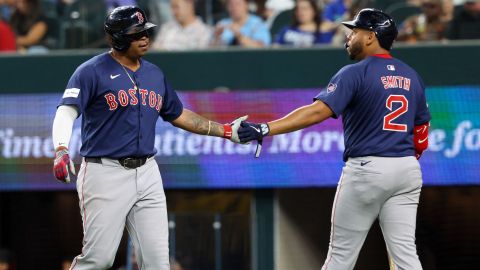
[265,0,295,26]
[152,17,212,50]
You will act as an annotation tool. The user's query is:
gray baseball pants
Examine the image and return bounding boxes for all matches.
[322,156,423,270]
[70,157,169,270]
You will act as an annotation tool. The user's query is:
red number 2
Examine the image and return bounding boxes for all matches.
[383,95,408,132]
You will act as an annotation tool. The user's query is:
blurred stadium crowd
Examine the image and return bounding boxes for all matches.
[0,0,479,53]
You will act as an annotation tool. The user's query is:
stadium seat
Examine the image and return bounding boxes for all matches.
[40,0,60,49]
[44,16,60,49]
[40,0,58,18]
[269,8,294,40]
[59,0,107,49]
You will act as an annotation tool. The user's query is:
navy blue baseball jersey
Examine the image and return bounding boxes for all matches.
[58,52,183,158]
[315,54,431,161]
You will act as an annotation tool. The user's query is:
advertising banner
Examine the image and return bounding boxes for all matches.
[0,87,478,190]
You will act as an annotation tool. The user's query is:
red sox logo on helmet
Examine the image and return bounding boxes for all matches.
[135,11,144,24]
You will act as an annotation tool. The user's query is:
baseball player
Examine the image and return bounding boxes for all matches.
[238,8,431,270]
[52,6,245,270]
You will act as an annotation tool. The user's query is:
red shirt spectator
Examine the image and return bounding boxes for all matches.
[0,19,16,51]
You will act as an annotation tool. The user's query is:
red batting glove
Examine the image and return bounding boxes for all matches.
[414,123,429,160]
[53,146,76,183]
[223,115,248,143]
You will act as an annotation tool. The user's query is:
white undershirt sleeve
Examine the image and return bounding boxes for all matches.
[52,105,79,150]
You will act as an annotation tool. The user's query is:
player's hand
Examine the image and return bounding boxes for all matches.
[238,122,270,143]
[53,146,76,183]
[229,23,242,36]
[224,115,248,143]
[414,123,429,160]
[214,25,225,38]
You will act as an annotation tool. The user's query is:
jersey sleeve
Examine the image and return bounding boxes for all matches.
[58,64,96,115]
[313,65,361,119]
[414,76,431,125]
[160,77,183,122]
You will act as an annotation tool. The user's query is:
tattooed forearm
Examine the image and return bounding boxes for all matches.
[172,109,225,137]
[186,112,208,134]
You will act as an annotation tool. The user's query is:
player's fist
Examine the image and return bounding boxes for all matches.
[414,123,429,160]
[224,115,248,143]
[238,122,270,143]
[53,146,76,183]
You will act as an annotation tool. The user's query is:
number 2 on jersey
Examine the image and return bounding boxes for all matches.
[383,95,408,132]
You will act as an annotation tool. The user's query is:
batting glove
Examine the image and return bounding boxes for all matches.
[53,146,76,183]
[223,115,248,143]
[414,123,429,160]
[238,122,270,143]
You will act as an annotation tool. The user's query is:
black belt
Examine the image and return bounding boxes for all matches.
[85,156,150,169]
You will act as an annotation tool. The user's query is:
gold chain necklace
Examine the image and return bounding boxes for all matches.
[110,50,139,91]
[120,64,138,91]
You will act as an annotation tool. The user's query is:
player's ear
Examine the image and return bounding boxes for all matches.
[365,31,376,46]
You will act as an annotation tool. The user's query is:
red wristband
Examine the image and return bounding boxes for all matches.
[223,124,232,139]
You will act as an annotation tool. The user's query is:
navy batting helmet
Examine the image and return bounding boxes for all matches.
[342,8,398,50]
[104,6,156,51]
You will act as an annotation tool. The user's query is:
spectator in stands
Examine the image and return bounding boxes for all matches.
[213,0,271,48]
[446,0,480,39]
[322,0,349,22]
[9,0,48,53]
[442,0,455,21]
[330,0,372,46]
[0,18,15,52]
[273,0,332,47]
[319,0,354,42]
[152,0,212,50]
[0,0,14,21]
[397,0,449,42]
